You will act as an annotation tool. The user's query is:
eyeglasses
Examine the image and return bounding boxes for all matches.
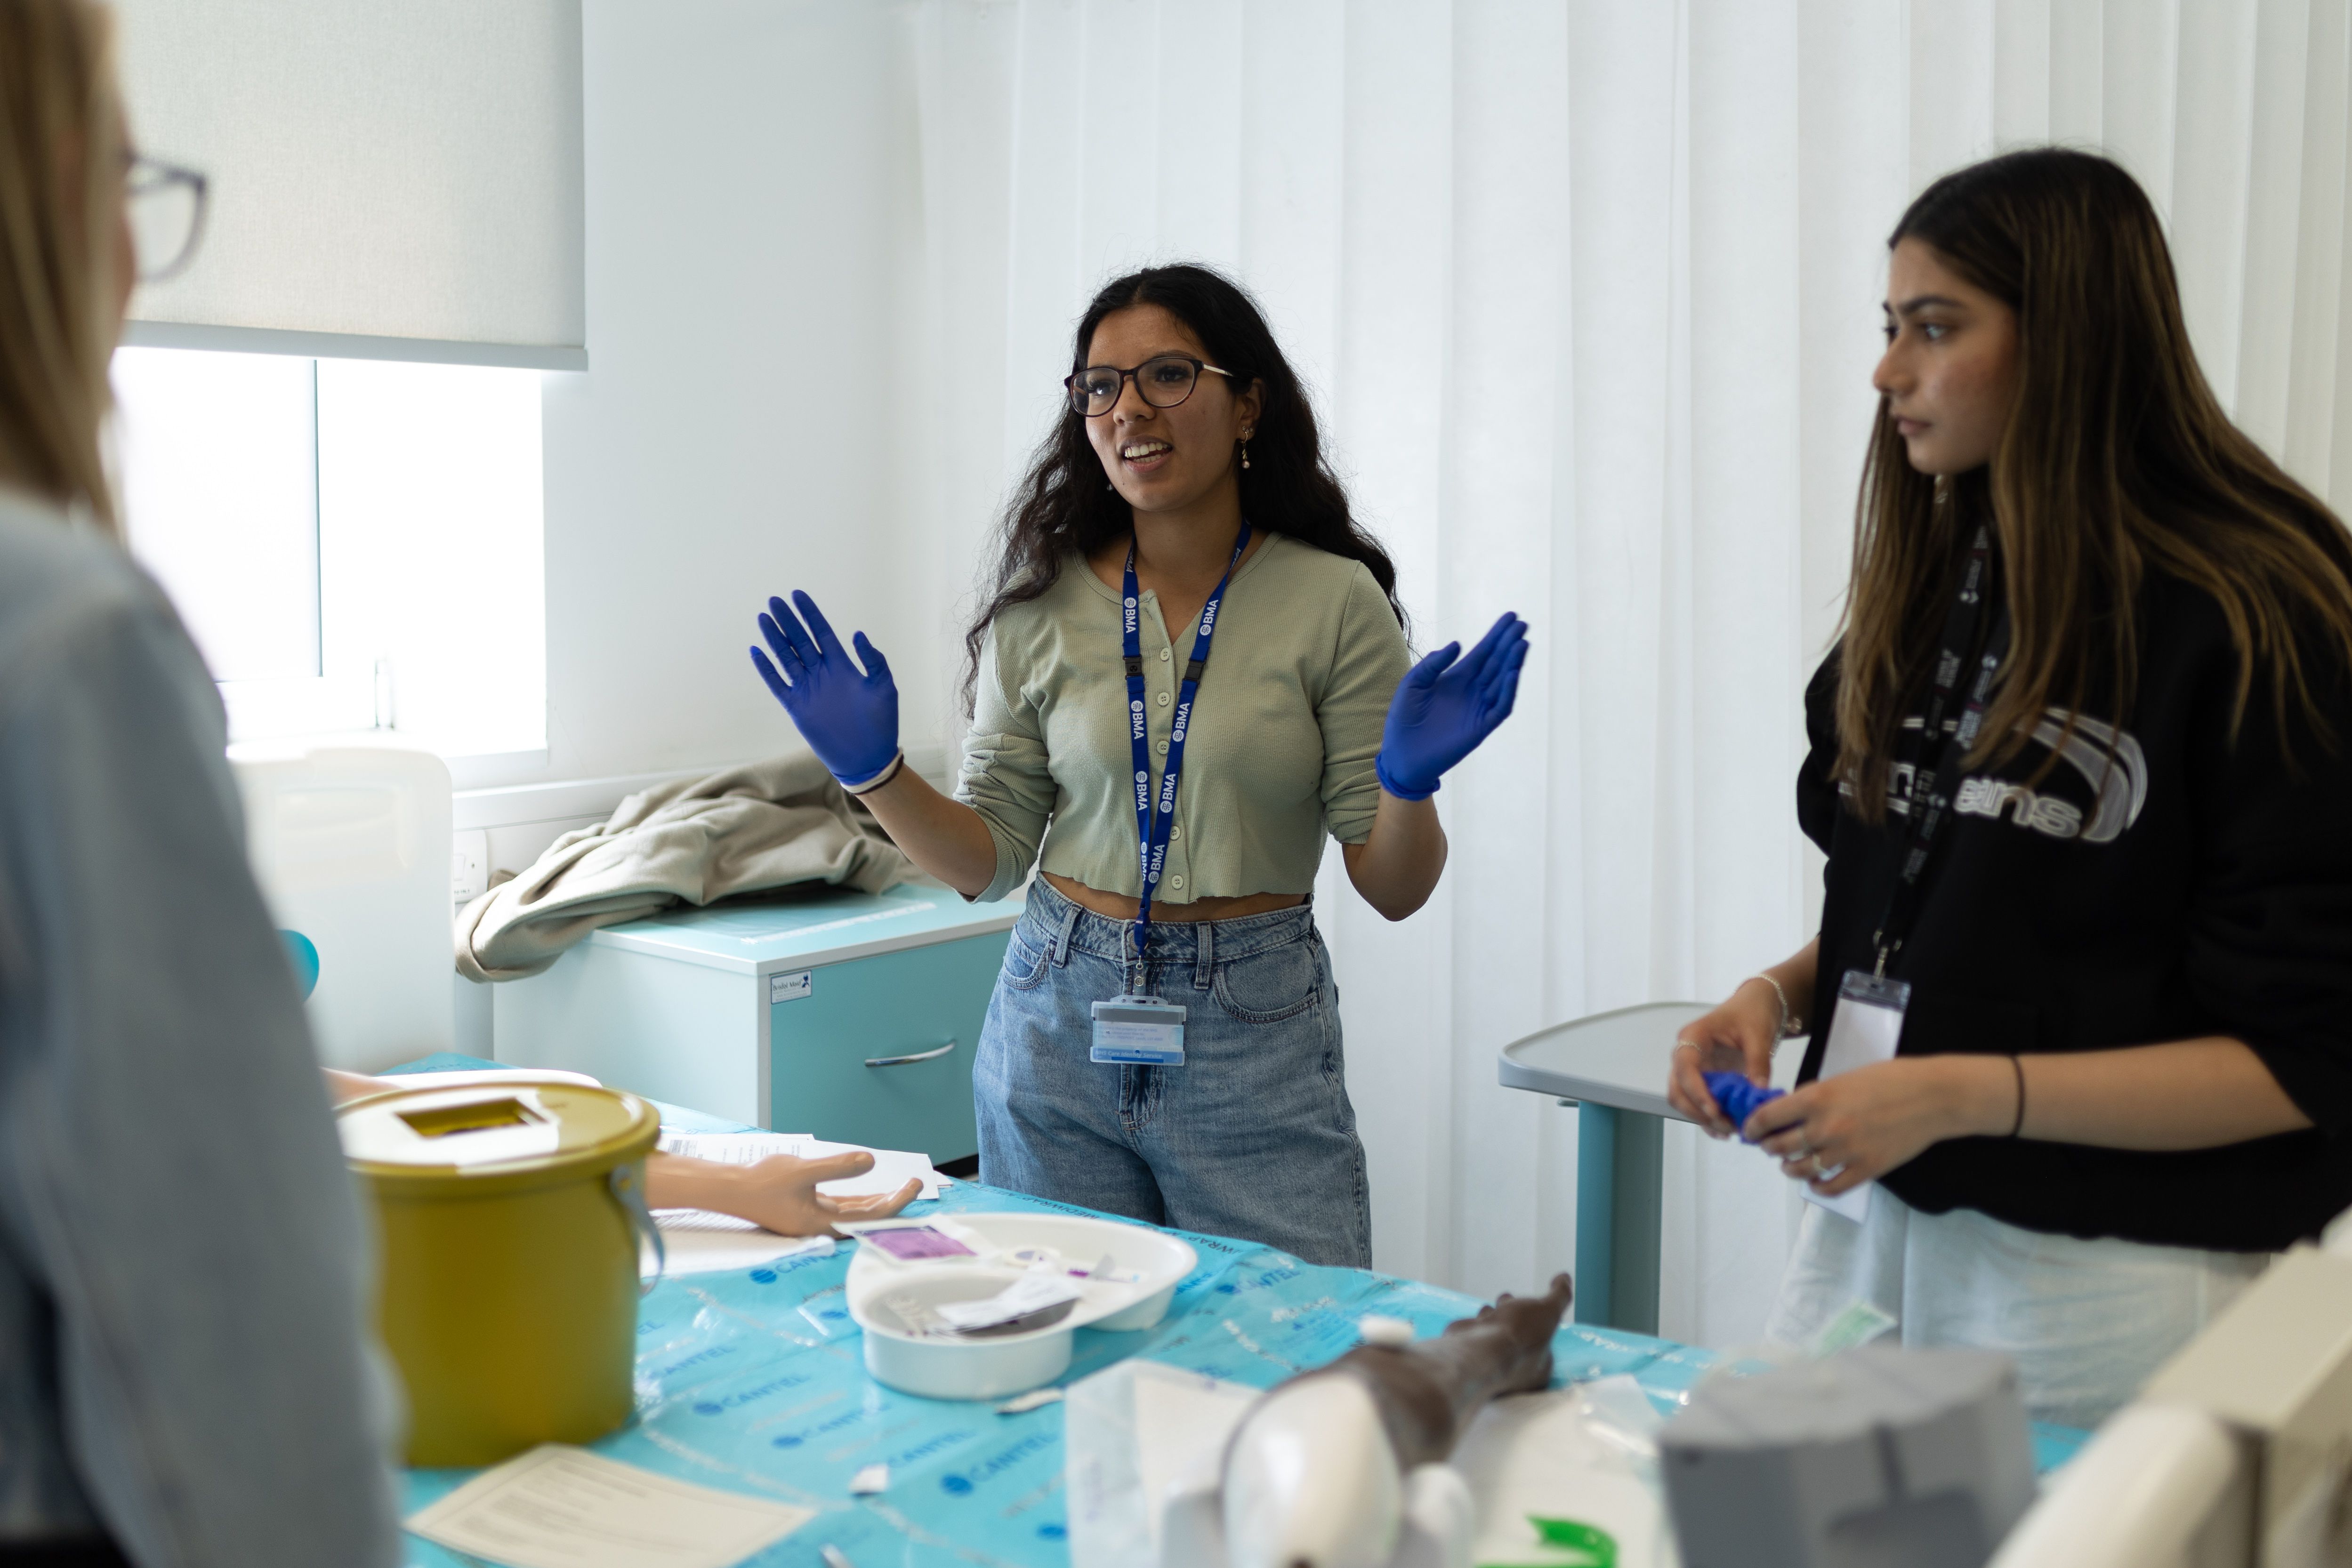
[1064,354,1233,418]
[124,153,209,283]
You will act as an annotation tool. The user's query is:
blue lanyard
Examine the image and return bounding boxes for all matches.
[1121,525,1249,989]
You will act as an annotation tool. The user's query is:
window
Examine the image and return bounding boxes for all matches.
[112,348,547,759]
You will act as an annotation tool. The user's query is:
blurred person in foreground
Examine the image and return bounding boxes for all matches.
[0,2,400,1563]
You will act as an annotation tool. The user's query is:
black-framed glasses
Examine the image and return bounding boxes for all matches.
[124,152,209,283]
[1064,354,1233,418]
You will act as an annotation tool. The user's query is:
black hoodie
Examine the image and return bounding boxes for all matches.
[1797,571,2352,1252]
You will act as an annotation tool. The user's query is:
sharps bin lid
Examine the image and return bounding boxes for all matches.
[338,1082,659,1194]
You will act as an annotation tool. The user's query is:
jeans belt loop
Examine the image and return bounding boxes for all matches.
[1193,917,1215,991]
[1051,895,1081,967]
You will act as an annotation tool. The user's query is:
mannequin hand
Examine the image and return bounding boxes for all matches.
[1668,981,1782,1136]
[751,591,900,786]
[1375,612,1530,799]
[1744,1057,2005,1196]
[650,1150,922,1238]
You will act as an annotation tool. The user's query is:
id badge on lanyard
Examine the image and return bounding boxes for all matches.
[1088,526,1250,1069]
[1089,997,1188,1065]
[1804,525,2005,1225]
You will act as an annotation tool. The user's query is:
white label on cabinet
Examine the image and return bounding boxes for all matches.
[769,970,813,1004]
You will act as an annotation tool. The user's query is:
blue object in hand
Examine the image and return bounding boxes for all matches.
[279,930,320,1000]
[1376,612,1531,800]
[1704,1070,1784,1139]
[751,591,901,787]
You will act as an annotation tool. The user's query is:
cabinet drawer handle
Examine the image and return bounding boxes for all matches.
[865,1039,957,1069]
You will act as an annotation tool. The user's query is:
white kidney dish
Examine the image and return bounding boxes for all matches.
[845,1213,1198,1399]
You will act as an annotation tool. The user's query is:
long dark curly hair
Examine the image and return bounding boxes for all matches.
[961,263,1404,712]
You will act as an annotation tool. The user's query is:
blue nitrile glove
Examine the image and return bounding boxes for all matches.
[1375,611,1530,800]
[750,591,901,786]
[1703,1071,1786,1141]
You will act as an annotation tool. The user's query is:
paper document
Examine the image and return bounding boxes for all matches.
[404,1444,812,1568]
[649,1230,832,1280]
[653,1132,947,1231]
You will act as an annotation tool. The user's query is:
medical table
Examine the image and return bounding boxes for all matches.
[1501,1003,1808,1333]
[388,1055,2070,1568]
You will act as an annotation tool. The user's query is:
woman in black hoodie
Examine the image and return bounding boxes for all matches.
[1666,148,2352,1428]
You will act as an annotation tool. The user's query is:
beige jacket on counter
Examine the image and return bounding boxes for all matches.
[455,752,910,981]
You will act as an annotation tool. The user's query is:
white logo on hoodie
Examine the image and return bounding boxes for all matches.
[1885,709,2148,843]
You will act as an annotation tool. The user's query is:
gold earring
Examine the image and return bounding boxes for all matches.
[1240,430,1253,470]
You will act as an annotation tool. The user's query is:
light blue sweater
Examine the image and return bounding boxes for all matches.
[0,489,397,1564]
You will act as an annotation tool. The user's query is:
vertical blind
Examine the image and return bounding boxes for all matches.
[902,0,2352,1345]
[111,0,586,369]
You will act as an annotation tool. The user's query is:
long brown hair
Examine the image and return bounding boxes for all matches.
[1838,148,2352,815]
[0,0,123,533]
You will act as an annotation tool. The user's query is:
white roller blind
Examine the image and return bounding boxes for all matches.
[113,0,585,369]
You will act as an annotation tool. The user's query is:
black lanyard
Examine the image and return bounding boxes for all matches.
[1871,524,2008,974]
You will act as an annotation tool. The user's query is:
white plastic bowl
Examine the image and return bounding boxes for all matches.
[846,1214,1196,1399]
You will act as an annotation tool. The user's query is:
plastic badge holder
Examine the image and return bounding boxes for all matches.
[845,1214,1197,1400]
[1090,996,1187,1065]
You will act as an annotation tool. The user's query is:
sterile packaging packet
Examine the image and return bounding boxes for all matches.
[1064,1359,1259,1568]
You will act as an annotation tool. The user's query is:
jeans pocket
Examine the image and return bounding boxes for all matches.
[1000,927,1053,991]
[1210,937,1321,1023]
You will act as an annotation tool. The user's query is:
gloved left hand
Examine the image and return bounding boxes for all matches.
[751,591,901,786]
[1375,612,1529,800]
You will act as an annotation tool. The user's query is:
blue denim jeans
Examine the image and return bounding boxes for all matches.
[973,881,1371,1267]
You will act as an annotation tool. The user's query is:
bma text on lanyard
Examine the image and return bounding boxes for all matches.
[1806,524,2009,1221]
[1088,525,1251,1067]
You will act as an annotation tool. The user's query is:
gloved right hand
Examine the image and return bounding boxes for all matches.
[751,591,901,786]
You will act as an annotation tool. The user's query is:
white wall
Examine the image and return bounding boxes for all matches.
[450,0,936,1053]
[478,0,2352,1343]
[491,0,933,804]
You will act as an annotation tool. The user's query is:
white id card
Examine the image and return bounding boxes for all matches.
[1800,970,1912,1224]
[1091,996,1186,1066]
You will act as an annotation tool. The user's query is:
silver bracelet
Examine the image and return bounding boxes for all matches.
[1746,973,1804,1040]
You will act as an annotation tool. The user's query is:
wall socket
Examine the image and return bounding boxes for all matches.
[451,829,490,909]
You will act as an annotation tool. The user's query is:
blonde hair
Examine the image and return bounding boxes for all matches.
[0,0,123,532]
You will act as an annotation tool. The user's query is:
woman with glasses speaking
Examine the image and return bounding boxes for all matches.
[753,265,1526,1265]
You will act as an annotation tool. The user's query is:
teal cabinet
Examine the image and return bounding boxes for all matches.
[493,884,1022,1165]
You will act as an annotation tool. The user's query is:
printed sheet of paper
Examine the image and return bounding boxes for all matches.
[404,1444,812,1568]
[648,1230,832,1280]
[653,1132,947,1234]
[647,1131,942,1276]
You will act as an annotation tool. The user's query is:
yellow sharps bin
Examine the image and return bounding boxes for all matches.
[338,1081,662,1468]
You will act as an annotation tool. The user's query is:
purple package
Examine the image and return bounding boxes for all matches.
[1703,1070,1786,1140]
[860,1225,975,1261]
